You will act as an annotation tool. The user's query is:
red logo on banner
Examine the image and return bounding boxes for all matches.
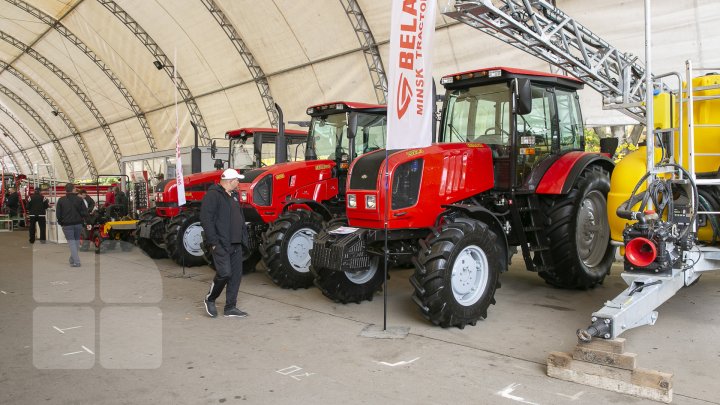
[396,74,413,119]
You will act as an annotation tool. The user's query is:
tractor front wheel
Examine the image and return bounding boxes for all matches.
[165,210,207,267]
[411,217,502,329]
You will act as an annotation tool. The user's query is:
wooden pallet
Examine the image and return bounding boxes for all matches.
[547,338,673,403]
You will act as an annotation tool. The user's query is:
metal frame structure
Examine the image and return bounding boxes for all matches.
[0,84,75,180]
[0,31,112,176]
[339,0,388,104]
[200,0,279,127]
[0,104,52,177]
[0,136,21,173]
[0,123,32,172]
[445,0,648,121]
[5,0,158,153]
[97,0,211,145]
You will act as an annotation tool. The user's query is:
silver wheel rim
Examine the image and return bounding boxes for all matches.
[452,245,489,306]
[576,190,610,267]
[287,227,317,273]
[183,222,205,256]
[345,263,377,285]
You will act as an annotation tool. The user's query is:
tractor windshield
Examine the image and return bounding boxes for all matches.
[229,136,256,169]
[230,134,307,169]
[443,83,511,147]
[308,112,386,161]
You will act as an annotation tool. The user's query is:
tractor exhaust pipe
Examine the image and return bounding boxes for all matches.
[275,103,287,164]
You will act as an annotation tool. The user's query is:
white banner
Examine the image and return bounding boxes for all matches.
[173,50,186,206]
[386,0,437,150]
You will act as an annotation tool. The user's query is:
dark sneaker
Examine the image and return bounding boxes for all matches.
[204,300,217,318]
[224,308,248,318]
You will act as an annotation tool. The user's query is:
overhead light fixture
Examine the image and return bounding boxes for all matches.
[51,110,59,116]
[153,60,164,70]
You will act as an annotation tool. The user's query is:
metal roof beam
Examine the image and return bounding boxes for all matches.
[0,103,52,176]
[0,122,32,172]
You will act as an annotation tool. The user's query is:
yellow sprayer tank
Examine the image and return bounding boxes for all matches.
[608,73,720,244]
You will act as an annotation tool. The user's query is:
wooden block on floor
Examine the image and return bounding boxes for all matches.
[577,337,626,354]
[572,346,637,370]
[547,351,672,403]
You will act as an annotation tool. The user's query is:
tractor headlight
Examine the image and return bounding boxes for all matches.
[348,194,357,208]
[365,195,376,209]
[391,158,423,210]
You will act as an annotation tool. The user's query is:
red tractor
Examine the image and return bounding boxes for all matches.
[310,67,615,328]
[235,102,386,284]
[136,127,307,266]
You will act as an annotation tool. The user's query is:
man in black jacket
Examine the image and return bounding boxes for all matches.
[56,183,88,267]
[77,189,95,213]
[27,189,49,243]
[5,187,19,217]
[200,169,249,318]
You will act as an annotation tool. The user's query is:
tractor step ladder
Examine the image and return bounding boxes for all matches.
[444,0,648,121]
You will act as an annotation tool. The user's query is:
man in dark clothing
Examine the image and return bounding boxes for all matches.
[200,168,249,318]
[5,187,20,217]
[77,189,96,213]
[56,183,88,267]
[27,189,49,243]
[108,186,128,218]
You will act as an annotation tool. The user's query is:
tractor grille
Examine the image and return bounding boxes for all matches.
[311,229,372,273]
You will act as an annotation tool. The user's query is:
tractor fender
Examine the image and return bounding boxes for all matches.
[535,152,614,195]
[440,204,509,271]
[282,198,333,221]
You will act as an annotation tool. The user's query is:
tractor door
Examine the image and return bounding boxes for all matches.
[514,84,554,189]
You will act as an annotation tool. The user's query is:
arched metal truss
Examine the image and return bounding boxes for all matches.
[97,0,211,145]
[0,60,93,178]
[0,122,32,172]
[0,31,110,175]
[0,103,52,175]
[200,0,279,127]
[339,0,388,104]
[0,84,75,180]
[6,0,158,152]
[0,137,21,173]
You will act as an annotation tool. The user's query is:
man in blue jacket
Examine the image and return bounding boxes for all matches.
[200,169,249,318]
[56,183,88,267]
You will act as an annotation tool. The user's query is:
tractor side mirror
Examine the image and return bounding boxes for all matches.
[214,159,224,170]
[515,78,532,115]
[210,140,217,159]
[600,137,619,156]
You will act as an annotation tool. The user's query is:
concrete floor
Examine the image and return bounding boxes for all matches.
[1,229,719,405]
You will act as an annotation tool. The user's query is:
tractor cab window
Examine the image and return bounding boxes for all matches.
[443,83,511,157]
[287,137,306,162]
[229,136,256,169]
[308,112,386,162]
[555,89,584,151]
[517,86,553,149]
[356,113,386,154]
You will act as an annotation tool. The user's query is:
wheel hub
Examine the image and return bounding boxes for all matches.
[183,222,205,256]
[287,227,317,273]
[576,190,610,267]
[451,245,489,307]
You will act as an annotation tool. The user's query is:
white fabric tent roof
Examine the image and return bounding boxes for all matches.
[0,0,718,180]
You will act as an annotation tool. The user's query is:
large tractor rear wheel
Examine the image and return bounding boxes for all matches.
[537,166,613,289]
[411,217,502,329]
[136,210,167,259]
[262,210,324,289]
[165,210,206,267]
[312,220,385,303]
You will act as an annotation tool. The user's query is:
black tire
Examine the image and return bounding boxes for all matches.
[311,221,386,303]
[262,210,324,289]
[537,165,613,289]
[165,210,206,267]
[136,211,167,259]
[411,217,503,329]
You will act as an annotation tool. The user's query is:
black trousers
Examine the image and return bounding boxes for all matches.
[28,215,46,243]
[205,244,244,311]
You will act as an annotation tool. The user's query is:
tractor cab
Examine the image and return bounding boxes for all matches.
[225,127,307,170]
[440,67,585,190]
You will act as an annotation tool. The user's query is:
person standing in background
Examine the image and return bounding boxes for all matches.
[27,189,49,244]
[5,187,19,217]
[56,183,88,267]
[77,189,96,213]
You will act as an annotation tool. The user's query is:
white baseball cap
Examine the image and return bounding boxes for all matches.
[221,168,244,180]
